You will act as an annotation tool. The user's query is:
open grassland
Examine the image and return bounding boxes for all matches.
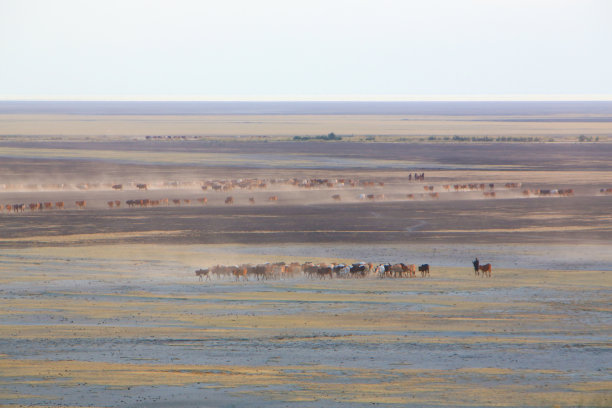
[0,125,611,406]
[1,113,611,142]
[0,245,610,407]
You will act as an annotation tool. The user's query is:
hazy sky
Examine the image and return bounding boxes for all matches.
[1,0,611,100]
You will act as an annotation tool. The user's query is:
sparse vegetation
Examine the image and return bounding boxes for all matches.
[424,135,542,142]
[293,132,342,141]
[578,134,600,142]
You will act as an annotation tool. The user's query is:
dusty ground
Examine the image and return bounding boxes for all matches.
[0,128,611,406]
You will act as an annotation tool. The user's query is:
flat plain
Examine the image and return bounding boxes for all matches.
[0,102,611,407]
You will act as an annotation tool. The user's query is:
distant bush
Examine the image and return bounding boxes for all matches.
[293,132,342,141]
[578,134,597,142]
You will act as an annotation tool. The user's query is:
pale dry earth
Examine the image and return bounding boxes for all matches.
[1,115,611,407]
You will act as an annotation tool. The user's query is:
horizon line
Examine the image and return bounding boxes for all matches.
[2,94,612,102]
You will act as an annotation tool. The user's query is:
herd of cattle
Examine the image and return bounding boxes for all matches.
[194,261,436,281]
[408,182,575,199]
[1,179,609,213]
[0,177,389,193]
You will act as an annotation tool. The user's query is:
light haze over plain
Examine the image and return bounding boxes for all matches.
[1,0,611,100]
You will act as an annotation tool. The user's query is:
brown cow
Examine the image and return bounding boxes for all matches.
[55,202,64,209]
[479,263,492,277]
[75,200,86,209]
[195,268,211,281]
[225,196,234,205]
[268,195,278,202]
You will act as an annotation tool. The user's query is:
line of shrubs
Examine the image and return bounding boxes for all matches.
[293,132,342,141]
[427,136,542,142]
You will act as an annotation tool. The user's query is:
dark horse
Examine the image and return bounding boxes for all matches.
[473,258,480,276]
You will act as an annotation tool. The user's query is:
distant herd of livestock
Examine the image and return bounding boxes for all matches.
[0,177,386,193]
[195,262,435,281]
[1,177,611,213]
[194,260,493,282]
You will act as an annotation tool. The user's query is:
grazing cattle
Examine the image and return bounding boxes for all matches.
[195,268,211,281]
[407,264,416,278]
[375,264,386,278]
[183,199,191,205]
[172,199,181,205]
[268,195,278,202]
[483,192,496,198]
[197,197,208,205]
[376,263,392,278]
[29,203,39,212]
[350,263,368,278]
[429,192,439,199]
[107,201,115,208]
[479,263,492,277]
[334,264,350,278]
[316,266,333,279]
[136,183,148,190]
[286,262,302,278]
[5,204,11,212]
[55,201,64,209]
[112,184,123,190]
[250,264,268,280]
[248,197,255,204]
[391,263,406,278]
[419,264,430,277]
[232,265,248,281]
[43,202,53,209]
[505,182,521,189]
[271,262,287,279]
[225,196,234,205]
[75,200,86,209]
[13,203,25,212]
[114,200,121,207]
[332,194,341,201]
